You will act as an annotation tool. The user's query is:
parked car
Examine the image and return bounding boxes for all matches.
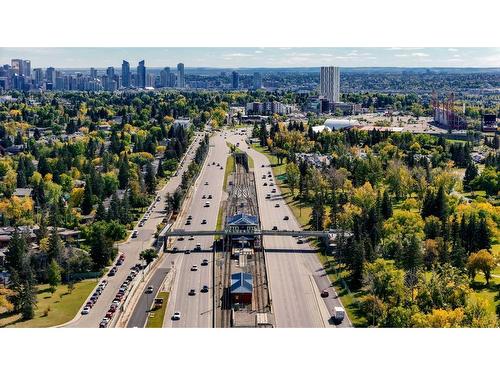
[201,259,209,266]
[284,216,289,220]
[321,289,329,298]
[81,306,91,315]
[188,289,196,296]
[184,249,191,254]
[191,265,198,271]
[146,286,154,294]
[275,203,280,208]
[272,226,278,230]
[131,230,138,238]
[201,219,207,224]
[201,285,209,293]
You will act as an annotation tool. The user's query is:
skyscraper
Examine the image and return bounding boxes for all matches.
[33,68,43,86]
[121,60,130,88]
[11,59,30,77]
[106,67,115,89]
[232,71,239,89]
[90,67,97,79]
[320,66,340,103]
[160,67,171,87]
[46,67,55,84]
[137,60,146,88]
[252,72,262,90]
[177,63,185,88]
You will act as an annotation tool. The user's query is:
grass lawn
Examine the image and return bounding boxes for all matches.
[146,291,170,328]
[0,279,97,328]
[223,150,235,190]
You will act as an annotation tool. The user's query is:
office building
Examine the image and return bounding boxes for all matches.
[121,60,130,88]
[253,72,262,89]
[160,67,171,87]
[137,60,146,88]
[11,59,31,77]
[177,63,185,88]
[106,66,114,81]
[33,68,43,86]
[90,67,97,79]
[46,67,55,84]
[232,71,239,89]
[320,66,340,103]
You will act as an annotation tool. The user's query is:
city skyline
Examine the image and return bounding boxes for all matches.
[1,47,499,68]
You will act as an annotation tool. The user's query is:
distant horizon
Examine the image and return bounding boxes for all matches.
[1,48,499,69]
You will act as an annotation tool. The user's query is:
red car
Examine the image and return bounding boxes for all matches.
[105,311,113,319]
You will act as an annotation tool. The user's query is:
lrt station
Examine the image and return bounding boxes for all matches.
[216,151,272,328]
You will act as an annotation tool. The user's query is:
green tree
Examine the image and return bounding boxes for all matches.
[47,259,62,294]
[140,248,158,266]
[47,225,63,262]
[145,162,156,194]
[81,178,93,215]
[285,162,300,196]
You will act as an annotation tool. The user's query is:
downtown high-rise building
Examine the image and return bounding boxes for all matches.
[121,60,130,87]
[232,71,239,89]
[160,67,171,87]
[11,59,31,77]
[33,68,43,86]
[253,72,262,89]
[177,63,185,88]
[320,66,340,103]
[137,60,146,88]
[46,67,56,84]
[90,67,97,79]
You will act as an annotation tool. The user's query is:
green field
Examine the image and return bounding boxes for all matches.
[0,280,97,328]
[146,291,170,328]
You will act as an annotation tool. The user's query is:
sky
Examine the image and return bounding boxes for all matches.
[1,48,499,69]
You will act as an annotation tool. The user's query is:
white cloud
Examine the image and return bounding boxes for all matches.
[223,53,252,57]
[254,50,263,54]
[448,48,459,52]
[412,52,429,57]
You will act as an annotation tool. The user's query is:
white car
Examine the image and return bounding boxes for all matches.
[172,311,181,320]
[81,306,91,315]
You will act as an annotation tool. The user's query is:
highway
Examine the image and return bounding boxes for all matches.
[128,131,229,328]
[64,132,206,328]
[226,129,351,328]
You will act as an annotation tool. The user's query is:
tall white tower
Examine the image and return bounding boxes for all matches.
[320,66,340,103]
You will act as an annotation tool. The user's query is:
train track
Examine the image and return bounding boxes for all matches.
[220,240,232,328]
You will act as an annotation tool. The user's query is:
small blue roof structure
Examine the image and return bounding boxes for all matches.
[226,213,258,226]
[230,272,253,294]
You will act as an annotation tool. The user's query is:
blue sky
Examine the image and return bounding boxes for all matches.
[1,48,499,68]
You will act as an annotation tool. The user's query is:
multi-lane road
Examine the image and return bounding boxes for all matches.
[226,130,352,328]
[64,132,206,328]
[66,127,351,328]
[128,131,229,328]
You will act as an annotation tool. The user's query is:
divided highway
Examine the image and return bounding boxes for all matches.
[226,130,351,328]
[128,132,229,328]
[64,132,205,328]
